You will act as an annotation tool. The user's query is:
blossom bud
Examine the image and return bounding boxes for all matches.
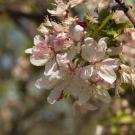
[69,24,84,42]
[76,19,87,29]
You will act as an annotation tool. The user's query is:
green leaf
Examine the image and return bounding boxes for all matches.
[102,29,119,38]
[84,8,129,44]
[98,8,110,23]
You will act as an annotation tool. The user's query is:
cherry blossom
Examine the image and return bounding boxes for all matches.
[81,37,119,84]
[25,0,135,111]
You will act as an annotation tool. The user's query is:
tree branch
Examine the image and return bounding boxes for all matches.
[0,5,59,38]
[0,5,58,22]
[115,0,135,27]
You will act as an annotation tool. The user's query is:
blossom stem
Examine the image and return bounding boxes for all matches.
[98,13,113,31]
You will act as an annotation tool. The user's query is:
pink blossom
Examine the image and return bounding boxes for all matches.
[68,24,84,42]
[25,35,54,66]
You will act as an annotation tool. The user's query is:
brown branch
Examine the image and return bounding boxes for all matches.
[115,0,135,27]
[0,5,59,38]
[0,5,58,22]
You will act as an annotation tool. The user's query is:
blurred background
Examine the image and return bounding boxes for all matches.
[0,0,135,135]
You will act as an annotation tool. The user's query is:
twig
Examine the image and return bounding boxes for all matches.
[115,0,135,27]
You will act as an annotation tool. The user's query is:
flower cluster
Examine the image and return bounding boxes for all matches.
[25,0,135,111]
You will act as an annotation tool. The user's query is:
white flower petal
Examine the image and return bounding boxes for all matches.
[97,37,107,53]
[81,37,107,62]
[34,35,44,45]
[131,31,135,41]
[35,76,56,90]
[38,24,49,34]
[51,21,64,32]
[80,65,94,80]
[30,55,50,66]
[120,64,132,83]
[101,58,119,69]
[84,37,95,45]
[69,24,84,42]
[81,38,96,62]
[56,53,70,69]
[44,59,58,74]
[35,72,61,90]
[47,80,69,104]
[47,9,56,15]
[30,45,54,66]
[107,46,122,56]
[47,3,68,16]
[98,66,116,84]
[121,72,131,83]
[56,3,68,14]
[25,48,32,54]
[35,60,62,89]
[67,76,89,98]
[47,89,62,104]
[69,0,84,8]
[66,44,81,61]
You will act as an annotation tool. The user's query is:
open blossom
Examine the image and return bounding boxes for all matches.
[81,37,119,84]
[118,29,135,67]
[47,0,69,17]
[25,19,73,66]
[81,37,107,63]
[112,11,128,22]
[25,35,54,66]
